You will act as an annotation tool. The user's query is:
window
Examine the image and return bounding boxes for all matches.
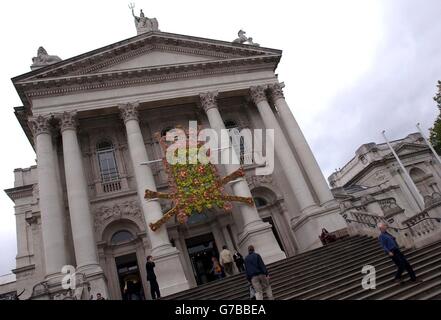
[111,230,134,245]
[97,140,119,182]
[224,120,248,164]
[253,197,268,208]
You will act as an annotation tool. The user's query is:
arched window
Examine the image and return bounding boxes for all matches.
[97,140,119,182]
[253,197,268,208]
[111,230,134,245]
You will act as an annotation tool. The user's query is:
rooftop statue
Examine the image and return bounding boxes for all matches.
[232,30,260,46]
[30,46,62,70]
[129,3,159,34]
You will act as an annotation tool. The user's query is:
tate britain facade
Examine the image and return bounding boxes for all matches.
[1,13,348,300]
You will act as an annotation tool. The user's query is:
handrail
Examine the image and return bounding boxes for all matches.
[344,216,441,232]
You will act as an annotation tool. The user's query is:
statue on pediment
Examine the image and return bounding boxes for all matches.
[30,46,62,70]
[129,3,159,34]
[232,30,260,46]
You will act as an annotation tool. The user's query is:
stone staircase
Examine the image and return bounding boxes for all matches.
[164,235,441,300]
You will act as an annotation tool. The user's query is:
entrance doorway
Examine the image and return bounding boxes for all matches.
[186,233,220,285]
[262,216,285,252]
[115,253,144,300]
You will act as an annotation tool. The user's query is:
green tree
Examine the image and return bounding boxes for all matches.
[429,80,441,154]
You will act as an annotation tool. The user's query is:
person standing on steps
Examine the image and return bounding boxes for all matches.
[146,255,161,300]
[219,245,235,276]
[378,222,421,284]
[244,245,274,300]
[233,250,245,272]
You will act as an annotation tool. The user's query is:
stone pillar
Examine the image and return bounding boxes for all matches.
[119,102,189,295]
[58,111,109,298]
[29,115,69,283]
[250,85,317,214]
[268,83,335,205]
[199,92,286,264]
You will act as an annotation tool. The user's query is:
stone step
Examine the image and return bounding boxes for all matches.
[169,237,379,300]
[182,239,381,300]
[321,240,441,300]
[163,236,441,300]
[166,236,373,299]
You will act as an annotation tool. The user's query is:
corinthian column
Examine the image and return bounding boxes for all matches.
[199,92,286,264]
[119,102,189,296]
[59,111,108,298]
[250,85,317,214]
[29,115,69,282]
[268,83,334,205]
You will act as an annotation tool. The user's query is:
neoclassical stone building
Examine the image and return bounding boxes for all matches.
[1,17,348,300]
[329,132,441,250]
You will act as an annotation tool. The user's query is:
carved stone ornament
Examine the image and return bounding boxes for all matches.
[249,85,268,105]
[232,30,260,46]
[268,83,285,101]
[31,47,62,70]
[246,174,273,189]
[199,91,219,113]
[94,200,144,231]
[129,4,159,35]
[59,111,78,132]
[119,102,140,123]
[28,115,51,137]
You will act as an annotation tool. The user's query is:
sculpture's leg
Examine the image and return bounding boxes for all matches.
[220,167,245,185]
[144,189,174,200]
[149,206,178,231]
[220,194,254,206]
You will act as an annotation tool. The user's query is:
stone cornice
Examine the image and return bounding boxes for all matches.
[17,55,279,99]
[4,185,34,201]
[13,31,281,82]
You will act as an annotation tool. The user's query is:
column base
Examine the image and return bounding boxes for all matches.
[77,263,109,300]
[238,221,286,264]
[291,205,348,252]
[151,245,190,297]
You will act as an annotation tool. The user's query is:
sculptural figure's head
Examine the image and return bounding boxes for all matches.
[37,46,48,57]
[140,9,145,18]
[238,30,245,36]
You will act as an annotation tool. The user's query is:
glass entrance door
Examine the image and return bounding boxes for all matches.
[115,253,144,300]
[185,233,219,285]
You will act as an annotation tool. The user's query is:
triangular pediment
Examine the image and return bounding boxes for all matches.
[13,31,281,83]
[100,49,214,72]
[394,143,428,156]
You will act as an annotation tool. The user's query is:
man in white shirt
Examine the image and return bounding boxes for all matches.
[219,245,235,276]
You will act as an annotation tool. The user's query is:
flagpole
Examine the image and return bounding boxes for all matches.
[416,123,441,166]
[382,130,425,211]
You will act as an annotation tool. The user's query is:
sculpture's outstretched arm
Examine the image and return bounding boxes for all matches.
[220,195,254,206]
[220,167,245,185]
[144,189,174,200]
[149,205,178,231]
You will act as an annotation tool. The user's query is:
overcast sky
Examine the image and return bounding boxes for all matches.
[0,0,440,276]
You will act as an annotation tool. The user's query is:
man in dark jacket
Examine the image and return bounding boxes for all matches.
[244,245,274,300]
[146,255,161,299]
[378,222,420,284]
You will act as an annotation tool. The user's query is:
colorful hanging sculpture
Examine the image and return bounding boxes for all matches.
[145,127,254,231]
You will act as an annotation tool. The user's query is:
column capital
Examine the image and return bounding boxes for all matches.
[119,101,140,123]
[29,115,52,137]
[59,111,78,132]
[199,91,219,113]
[268,82,285,101]
[249,85,268,104]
